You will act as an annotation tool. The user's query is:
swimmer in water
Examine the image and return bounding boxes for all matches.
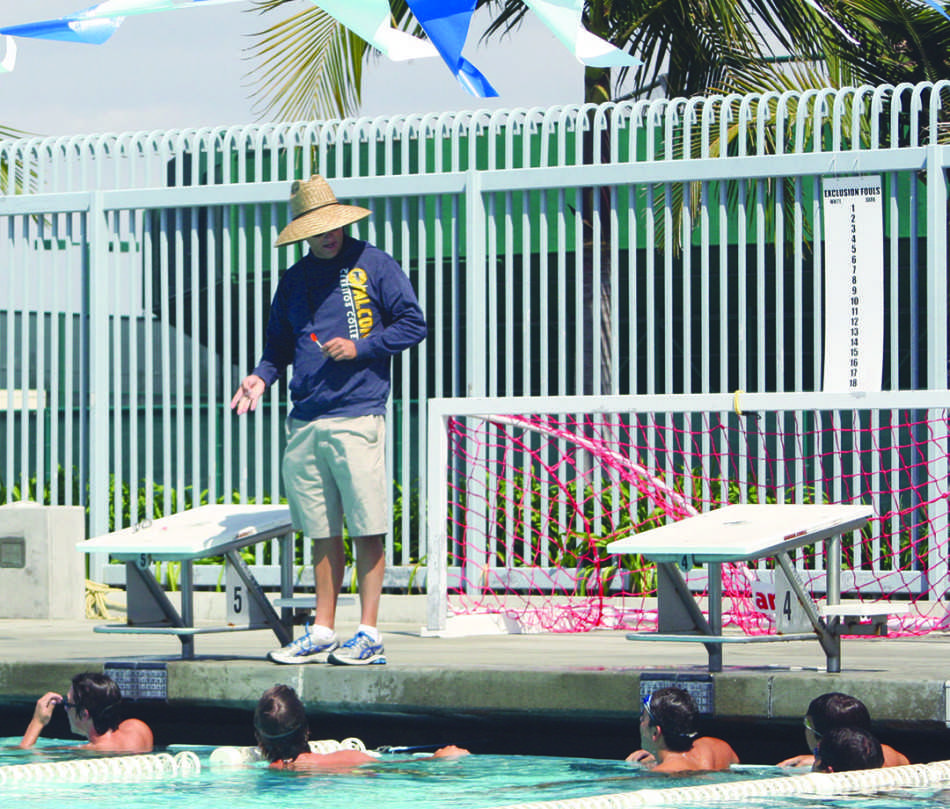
[19,671,153,753]
[626,686,739,774]
[254,684,467,770]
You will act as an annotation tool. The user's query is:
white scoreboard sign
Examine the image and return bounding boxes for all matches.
[821,175,884,392]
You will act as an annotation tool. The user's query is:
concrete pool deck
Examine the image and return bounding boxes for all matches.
[0,596,948,760]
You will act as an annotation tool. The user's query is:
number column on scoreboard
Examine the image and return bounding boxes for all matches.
[820,175,884,393]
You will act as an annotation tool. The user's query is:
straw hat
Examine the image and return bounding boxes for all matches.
[274,174,371,247]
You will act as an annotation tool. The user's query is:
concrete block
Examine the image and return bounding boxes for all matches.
[0,501,85,619]
[769,672,948,726]
[712,672,771,718]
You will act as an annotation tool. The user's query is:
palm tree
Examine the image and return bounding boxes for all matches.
[722,0,950,94]
[245,1,836,119]
[479,1,831,103]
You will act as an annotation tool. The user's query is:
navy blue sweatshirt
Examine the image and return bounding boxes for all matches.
[252,237,427,421]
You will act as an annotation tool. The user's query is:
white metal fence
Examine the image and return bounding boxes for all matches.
[0,80,947,590]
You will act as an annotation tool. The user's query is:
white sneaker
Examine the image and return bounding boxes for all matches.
[327,631,386,665]
[267,626,339,664]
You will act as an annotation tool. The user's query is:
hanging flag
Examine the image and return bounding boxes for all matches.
[405,0,497,98]
[0,0,437,74]
[522,0,641,67]
[0,0,244,46]
[918,0,950,20]
[0,36,15,73]
[0,15,122,45]
[310,0,438,62]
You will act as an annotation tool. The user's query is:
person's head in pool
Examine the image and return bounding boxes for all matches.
[629,686,738,773]
[803,692,871,753]
[254,684,311,763]
[778,691,909,768]
[813,726,883,773]
[67,671,124,736]
[19,671,153,753]
[641,686,699,752]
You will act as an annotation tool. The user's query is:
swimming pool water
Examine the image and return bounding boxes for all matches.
[1,738,947,809]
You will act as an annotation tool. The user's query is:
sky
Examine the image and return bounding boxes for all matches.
[0,0,585,137]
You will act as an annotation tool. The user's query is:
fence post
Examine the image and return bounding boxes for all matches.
[925,145,948,388]
[86,191,112,579]
[463,171,488,599]
[426,403,449,633]
[924,144,949,602]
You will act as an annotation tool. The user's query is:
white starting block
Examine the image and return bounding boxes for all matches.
[79,505,297,659]
[607,503,881,672]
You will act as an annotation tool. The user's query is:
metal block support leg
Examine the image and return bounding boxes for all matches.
[279,533,295,630]
[224,550,293,647]
[707,562,723,672]
[776,552,841,673]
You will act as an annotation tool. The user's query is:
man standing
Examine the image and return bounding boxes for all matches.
[232,174,426,666]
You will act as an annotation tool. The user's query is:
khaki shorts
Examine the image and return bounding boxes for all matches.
[282,415,388,539]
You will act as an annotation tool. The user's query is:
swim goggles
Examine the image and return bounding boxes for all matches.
[641,694,657,724]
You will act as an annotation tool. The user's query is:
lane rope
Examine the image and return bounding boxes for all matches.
[209,737,368,766]
[489,760,950,809]
[0,750,200,785]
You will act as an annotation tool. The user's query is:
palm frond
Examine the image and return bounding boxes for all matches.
[837,0,950,85]
[245,3,366,122]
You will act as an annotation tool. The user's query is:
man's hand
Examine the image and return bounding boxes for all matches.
[231,374,266,415]
[19,692,62,748]
[625,749,656,765]
[321,337,357,361]
[32,692,62,726]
